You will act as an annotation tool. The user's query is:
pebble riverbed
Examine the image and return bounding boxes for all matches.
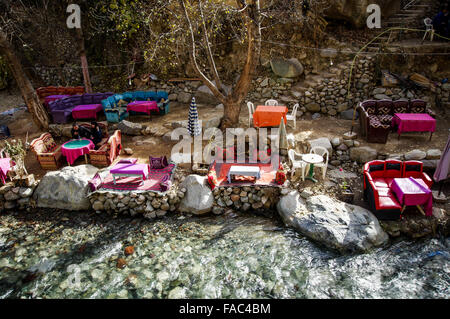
[0,209,449,299]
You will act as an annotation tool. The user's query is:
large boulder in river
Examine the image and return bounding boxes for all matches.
[270,58,304,78]
[179,175,214,215]
[324,0,401,28]
[33,165,98,211]
[277,192,388,254]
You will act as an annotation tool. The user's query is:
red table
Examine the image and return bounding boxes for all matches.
[253,105,288,128]
[127,101,159,116]
[392,113,436,140]
[391,177,432,217]
[72,104,103,120]
[61,139,95,165]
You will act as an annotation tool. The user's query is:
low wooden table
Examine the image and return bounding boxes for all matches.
[110,163,149,186]
[227,165,261,183]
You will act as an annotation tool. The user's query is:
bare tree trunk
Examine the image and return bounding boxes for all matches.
[0,31,50,129]
[222,99,241,128]
[75,27,92,93]
[179,0,262,130]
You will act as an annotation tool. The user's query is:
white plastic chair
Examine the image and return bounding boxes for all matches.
[265,99,278,106]
[285,103,299,129]
[247,102,255,127]
[422,18,434,43]
[288,149,308,181]
[310,146,329,180]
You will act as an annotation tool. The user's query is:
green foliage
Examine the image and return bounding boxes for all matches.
[2,139,26,161]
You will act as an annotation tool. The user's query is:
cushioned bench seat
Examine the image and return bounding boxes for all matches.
[363,159,433,220]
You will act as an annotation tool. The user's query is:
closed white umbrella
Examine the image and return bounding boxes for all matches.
[434,130,450,196]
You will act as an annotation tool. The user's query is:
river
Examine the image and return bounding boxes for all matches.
[0,209,448,299]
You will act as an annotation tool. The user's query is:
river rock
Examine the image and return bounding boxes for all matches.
[177,92,192,104]
[117,120,143,136]
[277,193,389,254]
[270,58,304,78]
[404,149,426,161]
[33,165,99,210]
[179,175,214,215]
[426,149,441,160]
[168,286,187,299]
[306,102,321,112]
[350,146,378,163]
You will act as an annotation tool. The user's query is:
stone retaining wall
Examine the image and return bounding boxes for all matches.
[87,187,185,219]
[0,183,37,212]
[211,186,281,215]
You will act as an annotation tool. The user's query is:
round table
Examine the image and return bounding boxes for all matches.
[61,139,94,166]
[301,153,324,183]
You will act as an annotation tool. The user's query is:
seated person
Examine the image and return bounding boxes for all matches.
[71,122,91,140]
[89,121,103,149]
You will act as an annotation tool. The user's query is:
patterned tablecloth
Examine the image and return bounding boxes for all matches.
[392,113,436,135]
[253,105,288,127]
[127,101,159,115]
[391,177,432,216]
[61,139,94,165]
[72,104,103,120]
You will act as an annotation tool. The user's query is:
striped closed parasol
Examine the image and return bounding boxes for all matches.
[187,97,201,137]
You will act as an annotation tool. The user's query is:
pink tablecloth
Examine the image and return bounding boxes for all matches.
[110,163,149,180]
[61,139,95,165]
[127,101,159,115]
[391,177,432,216]
[0,158,13,184]
[392,113,436,135]
[72,104,103,120]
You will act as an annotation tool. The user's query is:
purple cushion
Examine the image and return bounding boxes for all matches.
[150,156,168,169]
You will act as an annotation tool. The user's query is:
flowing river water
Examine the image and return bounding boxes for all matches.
[0,209,448,299]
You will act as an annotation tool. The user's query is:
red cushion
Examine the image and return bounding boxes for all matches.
[373,178,389,188]
[377,187,391,197]
[377,195,401,210]
[384,178,395,187]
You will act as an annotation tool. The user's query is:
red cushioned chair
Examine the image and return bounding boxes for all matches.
[363,160,402,220]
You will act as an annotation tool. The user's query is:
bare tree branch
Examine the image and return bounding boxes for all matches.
[178,0,226,103]
[198,0,224,94]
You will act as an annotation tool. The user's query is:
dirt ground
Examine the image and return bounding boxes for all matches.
[0,90,449,183]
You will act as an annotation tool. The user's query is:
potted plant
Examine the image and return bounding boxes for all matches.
[338,180,354,203]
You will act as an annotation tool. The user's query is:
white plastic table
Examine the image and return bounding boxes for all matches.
[302,153,324,183]
[227,165,261,183]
